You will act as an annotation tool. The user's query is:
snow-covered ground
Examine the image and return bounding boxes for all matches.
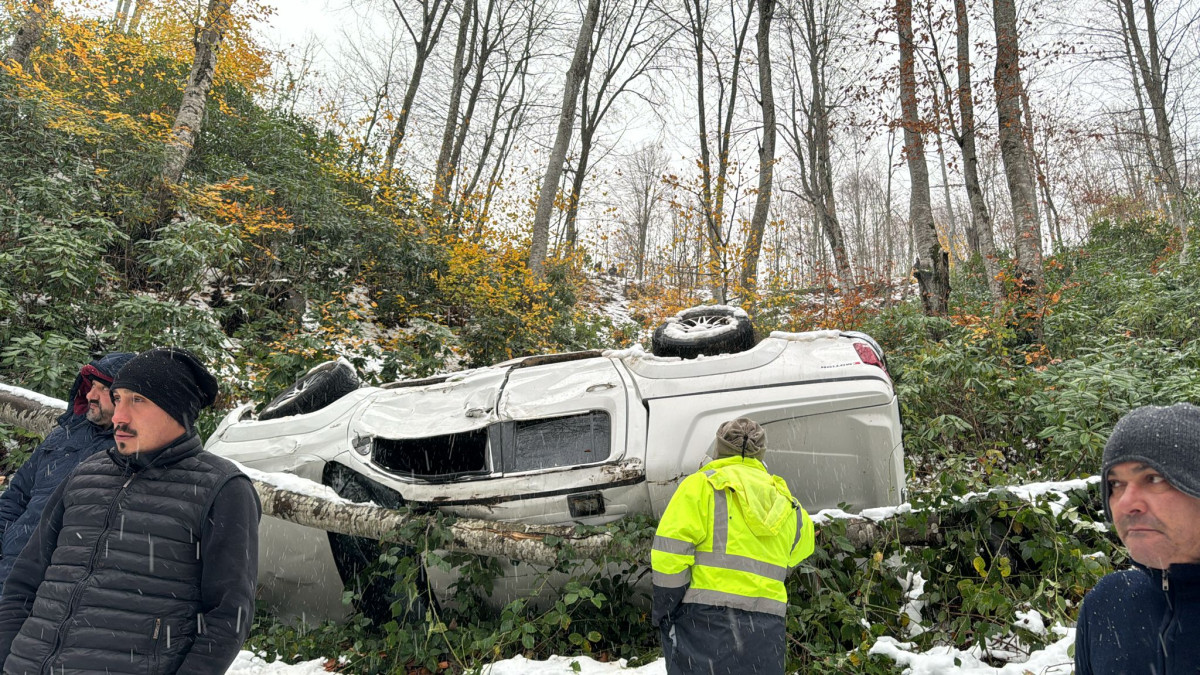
[230,626,1075,674]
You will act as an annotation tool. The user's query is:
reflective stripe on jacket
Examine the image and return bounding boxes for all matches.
[651,455,815,617]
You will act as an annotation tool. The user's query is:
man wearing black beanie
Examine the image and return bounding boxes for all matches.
[0,347,261,675]
[1074,403,1200,675]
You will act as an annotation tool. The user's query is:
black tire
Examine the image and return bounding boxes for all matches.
[323,463,436,625]
[651,305,756,359]
[258,360,360,421]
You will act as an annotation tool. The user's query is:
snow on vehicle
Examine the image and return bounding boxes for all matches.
[205,307,906,620]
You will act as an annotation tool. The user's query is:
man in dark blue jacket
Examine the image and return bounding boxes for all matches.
[0,351,134,589]
[0,347,261,675]
[1075,403,1200,675]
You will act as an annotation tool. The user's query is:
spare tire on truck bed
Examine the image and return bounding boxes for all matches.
[258,360,361,420]
[651,305,755,359]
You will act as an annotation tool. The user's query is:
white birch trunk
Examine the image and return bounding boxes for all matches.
[160,0,234,186]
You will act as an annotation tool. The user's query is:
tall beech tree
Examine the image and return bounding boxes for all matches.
[896,0,950,316]
[560,0,673,249]
[992,0,1044,302]
[737,0,776,302]
[925,0,1003,302]
[682,0,756,302]
[1120,0,1190,260]
[528,0,601,274]
[5,0,53,71]
[161,0,235,186]
[781,0,854,291]
[433,0,476,210]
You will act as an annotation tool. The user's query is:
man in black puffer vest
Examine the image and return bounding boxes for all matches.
[0,347,261,674]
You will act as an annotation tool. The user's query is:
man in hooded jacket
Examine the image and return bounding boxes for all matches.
[651,417,815,675]
[0,351,135,590]
[0,347,260,675]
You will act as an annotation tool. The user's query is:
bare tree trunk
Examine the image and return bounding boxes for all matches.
[685,0,755,302]
[381,0,456,185]
[739,0,776,302]
[528,0,601,274]
[5,0,53,71]
[932,103,958,258]
[1121,0,1189,260]
[562,128,593,248]
[621,144,667,281]
[128,0,149,32]
[1117,2,1161,203]
[462,5,537,211]
[434,0,476,210]
[952,0,1003,302]
[113,0,133,30]
[447,0,503,216]
[160,0,234,186]
[353,83,390,174]
[993,0,1044,311]
[897,0,950,316]
[781,0,853,290]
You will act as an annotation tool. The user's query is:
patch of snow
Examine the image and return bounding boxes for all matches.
[767,329,844,342]
[0,383,67,409]
[899,570,928,638]
[481,654,667,674]
[226,652,335,674]
[673,304,747,319]
[811,503,911,526]
[233,463,365,506]
[814,476,1099,527]
[956,476,1101,516]
[1013,608,1046,636]
[602,345,679,362]
[869,625,1075,675]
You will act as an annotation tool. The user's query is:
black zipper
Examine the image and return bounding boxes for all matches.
[151,617,162,674]
[1159,568,1173,675]
[39,473,137,672]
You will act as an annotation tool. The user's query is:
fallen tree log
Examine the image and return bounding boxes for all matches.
[0,389,60,437]
[0,389,957,563]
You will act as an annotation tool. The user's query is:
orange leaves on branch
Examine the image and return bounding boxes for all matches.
[187,176,294,239]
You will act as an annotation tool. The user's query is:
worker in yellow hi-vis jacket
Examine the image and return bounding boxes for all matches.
[650,417,815,675]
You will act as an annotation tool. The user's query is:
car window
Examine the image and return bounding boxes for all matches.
[502,411,611,473]
[373,427,492,480]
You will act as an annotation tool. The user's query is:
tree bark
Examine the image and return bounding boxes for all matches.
[6,0,54,71]
[160,0,234,186]
[1116,1,1162,203]
[897,0,950,316]
[113,0,133,31]
[952,0,1003,303]
[1121,0,1189,260]
[738,0,776,303]
[433,0,476,211]
[992,0,1044,306]
[527,0,601,275]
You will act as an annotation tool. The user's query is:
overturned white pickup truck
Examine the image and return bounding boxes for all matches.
[206,309,905,619]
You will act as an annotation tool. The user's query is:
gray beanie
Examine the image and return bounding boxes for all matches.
[715,418,767,459]
[1102,403,1200,522]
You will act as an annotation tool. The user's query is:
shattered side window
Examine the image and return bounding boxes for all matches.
[503,411,611,473]
[373,428,491,480]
